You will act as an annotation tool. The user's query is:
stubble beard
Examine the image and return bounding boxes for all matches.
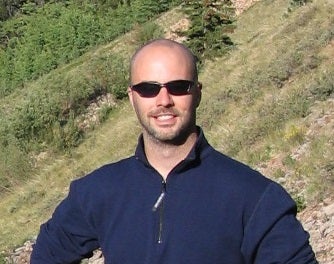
[138,110,197,146]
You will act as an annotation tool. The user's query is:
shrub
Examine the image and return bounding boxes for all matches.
[9,91,60,151]
[287,0,313,13]
[183,0,235,64]
[290,0,312,7]
[0,0,182,96]
[135,22,165,46]
[0,134,32,194]
[5,51,130,153]
[283,125,305,145]
[293,194,306,212]
[88,53,129,100]
[309,68,334,100]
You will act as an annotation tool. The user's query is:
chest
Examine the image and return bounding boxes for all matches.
[95,175,245,264]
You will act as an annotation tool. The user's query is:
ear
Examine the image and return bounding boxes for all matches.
[128,87,135,108]
[195,82,202,107]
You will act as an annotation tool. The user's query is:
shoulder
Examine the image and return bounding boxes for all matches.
[200,148,284,214]
[61,156,139,212]
[72,156,137,190]
[205,148,273,188]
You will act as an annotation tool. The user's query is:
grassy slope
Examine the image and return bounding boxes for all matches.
[199,0,333,200]
[0,0,333,255]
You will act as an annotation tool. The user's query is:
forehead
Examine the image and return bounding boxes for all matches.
[131,44,194,83]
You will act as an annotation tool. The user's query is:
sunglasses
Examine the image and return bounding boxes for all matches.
[130,80,195,98]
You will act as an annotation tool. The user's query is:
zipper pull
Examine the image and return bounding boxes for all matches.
[152,192,165,212]
[152,181,166,212]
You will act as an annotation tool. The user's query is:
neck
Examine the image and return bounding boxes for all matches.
[143,131,198,180]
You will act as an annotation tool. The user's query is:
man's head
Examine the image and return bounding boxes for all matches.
[128,39,202,145]
[130,39,198,83]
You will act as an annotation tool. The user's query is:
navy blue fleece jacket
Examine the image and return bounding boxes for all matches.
[31,129,316,264]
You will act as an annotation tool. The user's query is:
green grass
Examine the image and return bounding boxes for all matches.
[0,0,333,259]
[198,0,333,204]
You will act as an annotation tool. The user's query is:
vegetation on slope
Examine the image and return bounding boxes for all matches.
[0,0,235,194]
[199,0,333,203]
[0,0,333,261]
[0,0,181,196]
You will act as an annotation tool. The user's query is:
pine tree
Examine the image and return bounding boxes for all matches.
[183,0,235,63]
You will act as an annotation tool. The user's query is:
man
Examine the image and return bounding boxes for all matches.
[31,39,317,263]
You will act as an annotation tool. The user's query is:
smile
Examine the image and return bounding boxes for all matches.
[155,114,175,121]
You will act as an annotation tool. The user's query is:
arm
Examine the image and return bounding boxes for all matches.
[31,181,99,264]
[241,182,317,264]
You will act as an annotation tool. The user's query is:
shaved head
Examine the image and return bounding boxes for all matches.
[130,39,198,84]
[128,38,202,146]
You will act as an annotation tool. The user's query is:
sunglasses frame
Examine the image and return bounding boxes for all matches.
[130,79,195,98]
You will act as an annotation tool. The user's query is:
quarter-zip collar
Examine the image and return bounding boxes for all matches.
[134,126,212,172]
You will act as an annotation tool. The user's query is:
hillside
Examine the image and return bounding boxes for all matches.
[0,0,333,263]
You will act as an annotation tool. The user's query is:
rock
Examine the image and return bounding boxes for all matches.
[323,202,334,217]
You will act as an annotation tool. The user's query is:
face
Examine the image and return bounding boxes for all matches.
[128,43,201,144]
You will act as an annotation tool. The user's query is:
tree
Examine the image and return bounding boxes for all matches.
[183,0,235,63]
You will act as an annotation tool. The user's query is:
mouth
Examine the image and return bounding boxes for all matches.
[155,114,176,121]
[150,110,178,126]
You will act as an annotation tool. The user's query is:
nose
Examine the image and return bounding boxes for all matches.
[155,86,174,107]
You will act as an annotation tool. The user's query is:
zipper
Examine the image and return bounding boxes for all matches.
[152,180,166,244]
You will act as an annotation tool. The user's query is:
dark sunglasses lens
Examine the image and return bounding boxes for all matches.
[132,83,160,97]
[166,80,193,95]
[132,80,194,97]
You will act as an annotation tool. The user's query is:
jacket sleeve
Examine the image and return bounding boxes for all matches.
[241,182,318,264]
[30,181,99,264]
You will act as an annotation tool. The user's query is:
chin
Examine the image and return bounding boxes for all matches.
[154,131,190,145]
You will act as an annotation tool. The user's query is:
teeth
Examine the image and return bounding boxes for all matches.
[157,115,173,120]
